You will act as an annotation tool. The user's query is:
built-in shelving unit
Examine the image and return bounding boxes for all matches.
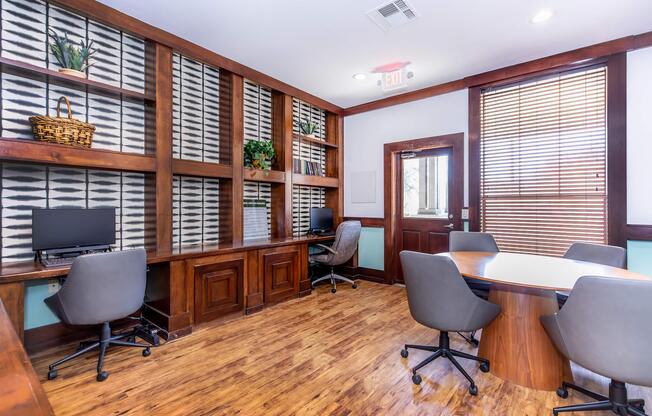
[292,173,339,188]
[244,168,285,183]
[292,133,338,149]
[172,159,233,179]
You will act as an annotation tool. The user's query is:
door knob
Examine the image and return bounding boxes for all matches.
[444,223,454,229]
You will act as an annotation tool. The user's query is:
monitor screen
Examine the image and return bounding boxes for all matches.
[310,207,333,232]
[32,208,116,251]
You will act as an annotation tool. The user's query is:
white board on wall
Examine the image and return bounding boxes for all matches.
[350,170,376,203]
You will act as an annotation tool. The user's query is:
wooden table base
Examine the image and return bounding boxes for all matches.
[478,285,573,391]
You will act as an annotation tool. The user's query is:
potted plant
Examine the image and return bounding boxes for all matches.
[244,139,275,170]
[299,118,319,138]
[49,29,97,78]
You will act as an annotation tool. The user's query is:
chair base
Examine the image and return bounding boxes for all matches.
[311,267,357,293]
[554,380,647,416]
[401,331,489,395]
[47,321,152,382]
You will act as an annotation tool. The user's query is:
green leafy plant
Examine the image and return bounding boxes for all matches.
[299,118,319,136]
[49,29,97,72]
[244,139,275,170]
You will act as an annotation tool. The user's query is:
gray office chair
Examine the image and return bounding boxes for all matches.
[557,242,627,306]
[399,251,501,395]
[44,249,152,382]
[542,276,652,416]
[449,231,499,345]
[310,220,361,293]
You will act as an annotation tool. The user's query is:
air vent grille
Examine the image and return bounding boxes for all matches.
[367,0,419,31]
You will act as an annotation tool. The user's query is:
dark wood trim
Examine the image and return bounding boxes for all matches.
[627,224,652,241]
[467,55,628,247]
[230,73,244,242]
[292,174,339,188]
[337,265,386,284]
[243,168,285,183]
[343,31,652,116]
[293,133,338,149]
[343,217,384,228]
[383,133,465,284]
[51,0,342,114]
[172,159,233,179]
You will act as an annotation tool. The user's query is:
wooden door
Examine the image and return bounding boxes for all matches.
[259,246,300,304]
[193,259,244,324]
[384,134,464,283]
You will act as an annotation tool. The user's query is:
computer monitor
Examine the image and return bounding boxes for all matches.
[310,207,333,233]
[32,208,116,253]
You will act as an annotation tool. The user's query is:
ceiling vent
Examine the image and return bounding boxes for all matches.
[366,0,419,32]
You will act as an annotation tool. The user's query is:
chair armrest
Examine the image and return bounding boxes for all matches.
[316,244,337,255]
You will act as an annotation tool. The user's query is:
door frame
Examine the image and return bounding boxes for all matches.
[383,133,465,284]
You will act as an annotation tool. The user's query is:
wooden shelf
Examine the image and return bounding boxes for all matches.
[0,138,156,172]
[293,133,338,149]
[0,57,155,102]
[292,173,339,188]
[172,159,233,179]
[243,168,285,183]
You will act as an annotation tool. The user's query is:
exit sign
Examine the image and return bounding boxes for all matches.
[381,68,408,92]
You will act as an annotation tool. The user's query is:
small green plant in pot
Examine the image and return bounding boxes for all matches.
[299,118,319,138]
[49,29,97,78]
[244,139,276,170]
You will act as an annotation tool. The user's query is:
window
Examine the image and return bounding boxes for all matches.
[477,65,608,256]
[402,151,449,218]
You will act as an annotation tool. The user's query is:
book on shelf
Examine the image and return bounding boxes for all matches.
[293,159,323,176]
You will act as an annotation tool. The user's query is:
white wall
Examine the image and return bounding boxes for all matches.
[627,47,652,224]
[343,89,468,218]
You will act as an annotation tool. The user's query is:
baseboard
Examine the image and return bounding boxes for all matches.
[336,266,386,284]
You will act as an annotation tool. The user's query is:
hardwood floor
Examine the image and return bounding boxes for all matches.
[30,282,651,415]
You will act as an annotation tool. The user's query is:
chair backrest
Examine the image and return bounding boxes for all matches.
[555,276,652,386]
[54,249,147,325]
[320,221,361,266]
[399,250,492,332]
[563,242,626,268]
[449,231,499,252]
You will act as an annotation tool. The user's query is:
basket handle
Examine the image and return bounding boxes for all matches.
[56,96,73,119]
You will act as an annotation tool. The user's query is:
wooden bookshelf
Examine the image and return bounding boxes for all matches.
[0,138,156,172]
[244,168,285,183]
[292,173,339,188]
[171,159,233,179]
[0,57,156,102]
[292,133,338,148]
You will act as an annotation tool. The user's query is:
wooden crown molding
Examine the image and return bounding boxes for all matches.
[52,0,343,114]
[343,31,652,116]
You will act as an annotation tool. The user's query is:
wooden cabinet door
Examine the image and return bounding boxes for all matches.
[259,247,300,305]
[194,259,244,324]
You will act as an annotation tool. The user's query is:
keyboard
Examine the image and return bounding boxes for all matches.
[41,257,76,268]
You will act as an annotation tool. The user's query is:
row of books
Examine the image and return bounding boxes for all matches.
[293,159,324,176]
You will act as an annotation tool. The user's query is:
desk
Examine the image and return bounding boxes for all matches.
[442,251,652,391]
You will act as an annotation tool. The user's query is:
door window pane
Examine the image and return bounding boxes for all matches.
[403,154,448,218]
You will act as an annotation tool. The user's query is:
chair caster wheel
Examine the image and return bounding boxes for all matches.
[331,288,337,293]
[468,384,478,396]
[127,336,136,343]
[470,338,480,347]
[352,283,357,289]
[412,373,422,385]
[556,386,568,399]
[47,369,58,380]
[143,347,151,357]
[96,371,109,382]
[480,362,489,373]
[400,349,408,358]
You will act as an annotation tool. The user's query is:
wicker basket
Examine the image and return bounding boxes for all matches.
[29,96,95,148]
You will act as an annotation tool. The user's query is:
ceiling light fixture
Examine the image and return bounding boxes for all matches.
[531,8,554,24]
[353,73,367,80]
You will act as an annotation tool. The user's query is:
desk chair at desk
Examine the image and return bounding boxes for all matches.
[310,220,361,293]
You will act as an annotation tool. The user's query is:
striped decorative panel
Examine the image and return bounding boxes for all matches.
[172,175,220,247]
[0,162,147,261]
[244,79,272,143]
[292,185,325,237]
[0,0,147,153]
[244,181,271,239]
[172,53,221,162]
[292,98,326,175]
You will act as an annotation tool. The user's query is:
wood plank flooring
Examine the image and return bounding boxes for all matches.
[29,282,651,415]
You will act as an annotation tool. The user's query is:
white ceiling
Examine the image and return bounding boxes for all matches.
[100,0,652,108]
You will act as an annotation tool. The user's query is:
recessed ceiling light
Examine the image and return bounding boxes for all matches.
[531,8,554,24]
[352,73,367,80]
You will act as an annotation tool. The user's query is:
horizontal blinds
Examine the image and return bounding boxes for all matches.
[480,66,608,256]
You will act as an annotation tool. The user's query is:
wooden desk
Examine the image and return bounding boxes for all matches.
[442,251,652,391]
[0,299,53,416]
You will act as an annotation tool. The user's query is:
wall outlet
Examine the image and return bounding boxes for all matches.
[47,279,60,294]
[461,208,469,220]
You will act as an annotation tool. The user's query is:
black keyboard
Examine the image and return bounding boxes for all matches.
[41,257,76,268]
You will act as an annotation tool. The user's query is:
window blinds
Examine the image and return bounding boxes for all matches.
[479,66,608,256]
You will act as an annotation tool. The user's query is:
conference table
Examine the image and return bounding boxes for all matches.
[440,251,652,391]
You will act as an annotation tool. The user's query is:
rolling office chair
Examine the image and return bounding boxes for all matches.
[541,276,652,416]
[557,242,627,306]
[449,231,499,345]
[399,251,501,395]
[310,220,361,293]
[44,249,153,382]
